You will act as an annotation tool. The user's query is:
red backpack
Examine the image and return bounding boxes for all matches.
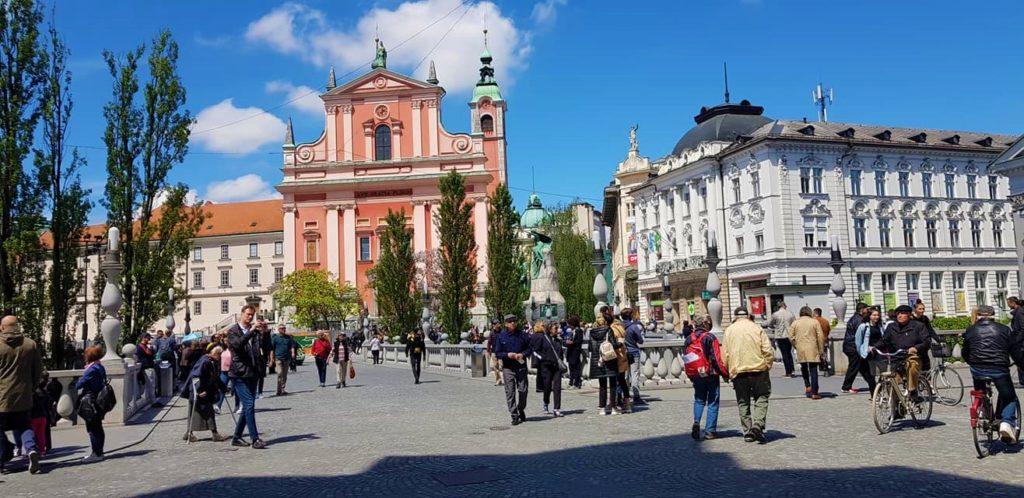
[683,332,713,379]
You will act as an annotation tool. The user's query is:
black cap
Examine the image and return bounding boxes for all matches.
[503,314,517,322]
[895,305,913,314]
[490,318,500,325]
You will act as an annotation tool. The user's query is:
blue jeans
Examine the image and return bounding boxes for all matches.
[971,366,1019,426]
[0,411,36,464]
[216,372,234,411]
[692,376,721,433]
[232,377,260,441]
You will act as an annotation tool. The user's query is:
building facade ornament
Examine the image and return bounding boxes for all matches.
[896,157,912,171]
[748,202,765,224]
[946,203,964,219]
[900,201,917,219]
[874,201,894,219]
[920,157,934,172]
[965,160,979,174]
[872,155,889,170]
[924,202,941,220]
[850,200,870,218]
[801,198,831,217]
[943,159,957,174]
[968,203,986,220]
[729,207,745,228]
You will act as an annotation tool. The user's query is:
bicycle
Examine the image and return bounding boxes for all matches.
[871,350,934,434]
[970,376,1022,458]
[929,355,964,406]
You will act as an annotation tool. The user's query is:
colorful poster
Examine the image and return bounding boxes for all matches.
[883,292,897,312]
[954,291,967,313]
[749,296,766,316]
[858,292,873,306]
[931,291,945,313]
[626,222,637,266]
[907,291,920,307]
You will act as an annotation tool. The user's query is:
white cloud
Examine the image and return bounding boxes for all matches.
[265,80,324,116]
[145,188,200,216]
[531,0,567,26]
[204,174,281,203]
[190,99,287,154]
[245,0,531,94]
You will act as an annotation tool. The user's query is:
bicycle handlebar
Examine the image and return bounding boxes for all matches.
[874,349,907,358]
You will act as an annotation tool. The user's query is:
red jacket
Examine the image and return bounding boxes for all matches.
[311,339,331,360]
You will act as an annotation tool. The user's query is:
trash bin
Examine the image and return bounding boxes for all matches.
[469,345,487,377]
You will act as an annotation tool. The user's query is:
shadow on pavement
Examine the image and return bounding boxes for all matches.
[136,434,1024,497]
[265,433,319,446]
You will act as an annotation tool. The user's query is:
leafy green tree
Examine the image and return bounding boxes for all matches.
[0,0,46,315]
[273,269,361,330]
[544,206,597,321]
[37,22,91,365]
[102,30,201,344]
[368,209,418,339]
[484,184,524,321]
[436,171,477,341]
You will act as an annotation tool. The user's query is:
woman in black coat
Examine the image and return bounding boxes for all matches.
[531,321,566,417]
[588,317,615,413]
[564,316,585,389]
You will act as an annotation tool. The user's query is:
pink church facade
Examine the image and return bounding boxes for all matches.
[277,45,508,312]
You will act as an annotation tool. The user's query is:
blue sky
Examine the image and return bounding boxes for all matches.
[54,0,1024,223]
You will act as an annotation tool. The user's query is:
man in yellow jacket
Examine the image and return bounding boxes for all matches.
[723,307,774,443]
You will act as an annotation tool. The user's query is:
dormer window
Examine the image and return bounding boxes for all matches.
[942,134,960,145]
[909,132,927,143]
[975,136,993,147]
[797,125,815,136]
[374,124,392,160]
[480,114,494,134]
[837,127,856,138]
[873,130,892,141]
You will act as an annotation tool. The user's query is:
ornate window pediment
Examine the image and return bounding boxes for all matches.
[923,202,941,220]
[681,224,692,236]
[846,155,864,169]
[896,157,912,171]
[946,203,963,220]
[798,154,824,167]
[943,159,957,174]
[746,153,760,173]
[728,163,741,178]
[965,160,979,175]
[991,205,1006,220]
[748,202,765,224]
[801,199,831,217]
[875,201,895,219]
[899,201,917,219]
[968,203,986,220]
[850,200,870,218]
[920,157,934,172]
[698,218,709,234]
[729,208,745,228]
[872,155,889,171]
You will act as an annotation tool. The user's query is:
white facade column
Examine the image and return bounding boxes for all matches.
[657,192,668,260]
[413,201,427,253]
[411,100,422,157]
[283,206,296,275]
[326,107,337,162]
[474,197,489,283]
[427,99,439,157]
[342,105,353,162]
[342,203,357,286]
[392,127,402,159]
[672,186,684,258]
[326,204,340,278]
[637,198,649,273]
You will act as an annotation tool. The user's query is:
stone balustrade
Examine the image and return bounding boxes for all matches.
[50,362,172,426]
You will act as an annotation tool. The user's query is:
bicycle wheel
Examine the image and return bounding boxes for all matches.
[910,377,934,427]
[974,402,994,458]
[873,382,895,434]
[931,367,964,406]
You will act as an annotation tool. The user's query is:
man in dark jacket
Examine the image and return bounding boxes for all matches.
[911,301,941,371]
[256,320,272,398]
[564,316,585,389]
[622,309,646,405]
[493,314,532,425]
[405,329,426,384]
[962,305,1020,443]
[0,316,43,473]
[841,303,870,393]
[271,324,298,396]
[226,305,266,449]
[1007,296,1024,386]
[878,305,929,398]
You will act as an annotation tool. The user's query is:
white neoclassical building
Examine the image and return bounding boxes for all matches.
[607,97,1019,326]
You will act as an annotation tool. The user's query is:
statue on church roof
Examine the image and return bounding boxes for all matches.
[629,124,638,152]
[371,38,387,69]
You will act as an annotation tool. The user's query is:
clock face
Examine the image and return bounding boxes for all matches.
[374,104,389,120]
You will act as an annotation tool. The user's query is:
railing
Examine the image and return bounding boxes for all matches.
[49,361,173,425]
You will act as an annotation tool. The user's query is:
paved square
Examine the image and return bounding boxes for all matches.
[3,361,1023,497]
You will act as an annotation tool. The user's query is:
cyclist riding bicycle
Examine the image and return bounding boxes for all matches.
[962,304,1021,444]
[877,305,929,402]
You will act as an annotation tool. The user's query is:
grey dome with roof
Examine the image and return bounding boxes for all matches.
[671,99,772,156]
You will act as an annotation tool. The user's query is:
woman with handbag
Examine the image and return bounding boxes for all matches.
[532,321,567,417]
[75,346,107,463]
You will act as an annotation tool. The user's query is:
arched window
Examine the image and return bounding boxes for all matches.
[374,125,392,160]
[480,114,494,134]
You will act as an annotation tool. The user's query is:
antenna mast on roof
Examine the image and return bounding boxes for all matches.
[812,82,834,122]
[723,62,730,104]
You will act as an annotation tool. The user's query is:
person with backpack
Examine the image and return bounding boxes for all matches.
[75,345,108,463]
[607,307,631,414]
[683,315,727,440]
[588,315,616,415]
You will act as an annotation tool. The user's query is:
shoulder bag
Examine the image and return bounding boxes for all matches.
[544,335,569,374]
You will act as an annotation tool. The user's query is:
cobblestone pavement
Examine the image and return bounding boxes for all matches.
[3,360,1024,497]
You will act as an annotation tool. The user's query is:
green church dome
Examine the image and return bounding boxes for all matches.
[520,193,551,229]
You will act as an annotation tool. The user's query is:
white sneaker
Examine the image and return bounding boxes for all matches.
[81,453,104,464]
[611,408,622,415]
[234,406,243,415]
[214,406,222,414]
[999,422,1017,444]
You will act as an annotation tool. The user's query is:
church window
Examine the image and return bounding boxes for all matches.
[374,125,392,161]
[480,115,494,134]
